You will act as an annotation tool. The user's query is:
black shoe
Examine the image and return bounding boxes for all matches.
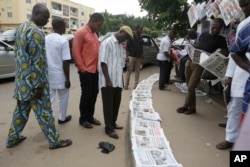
[58,115,72,124]
[105,129,119,139]
[79,121,93,128]
[89,118,101,125]
[184,109,196,115]
[218,123,226,128]
[176,107,188,113]
[114,124,123,130]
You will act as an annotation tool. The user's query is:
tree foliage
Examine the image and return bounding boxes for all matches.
[138,0,193,37]
[99,11,159,36]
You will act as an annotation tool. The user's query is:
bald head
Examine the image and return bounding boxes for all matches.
[31,3,50,27]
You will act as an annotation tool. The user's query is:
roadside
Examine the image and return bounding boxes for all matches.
[0,64,229,167]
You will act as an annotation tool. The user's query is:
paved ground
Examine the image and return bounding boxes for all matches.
[0,64,229,167]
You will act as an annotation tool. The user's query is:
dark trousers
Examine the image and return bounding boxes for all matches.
[176,55,189,82]
[101,87,122,131]
[78,72,99,123]
[158,60,173,89]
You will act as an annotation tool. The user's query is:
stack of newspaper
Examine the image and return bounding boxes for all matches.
[129,74,183,167]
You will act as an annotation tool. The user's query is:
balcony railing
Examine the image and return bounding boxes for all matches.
[52,9,63,15]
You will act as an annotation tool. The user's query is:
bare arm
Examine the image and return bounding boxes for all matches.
[101,62,112,91]
[231,53,250,73]
[63,60,71,88]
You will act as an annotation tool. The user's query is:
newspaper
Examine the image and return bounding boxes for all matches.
[133,149,182,167]
[186,44,228,80]
[187,4,198,28]
[131,109,161,122]
[131,136,171,150]
[132,119,162,129]
[218,0,242,26]
[200,51,228,80]
[131,127,165,137]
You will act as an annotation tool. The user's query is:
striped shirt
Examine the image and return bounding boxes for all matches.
[230,16,250,113]
[98,35,125,88]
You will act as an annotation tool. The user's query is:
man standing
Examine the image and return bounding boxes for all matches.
[6,3,72,149]
[176,18,228,114]
[45,18,71,124]
[157,30,176,90]
[99,26,133,139]
[73,13,104,128]
[124,25,143,90]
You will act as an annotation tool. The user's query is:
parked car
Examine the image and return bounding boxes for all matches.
[0,40,15,79]
[100,32,159,69]
[0,29,16,43]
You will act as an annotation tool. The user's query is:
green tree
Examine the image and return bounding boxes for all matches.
[139,0,193,37]
[99,12,159,36]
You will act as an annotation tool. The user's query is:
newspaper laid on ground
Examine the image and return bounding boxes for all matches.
[133,149,183,167]
[131,135,170,150]
[129,74,183,167]
[186,44,228,80]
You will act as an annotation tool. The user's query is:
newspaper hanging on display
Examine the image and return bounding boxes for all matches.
[187,0,242,28]
[187,5,198,28]
[218,0,242,26]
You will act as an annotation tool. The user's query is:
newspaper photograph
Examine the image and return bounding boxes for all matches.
[133,149,180,166]
[131,136,170,150]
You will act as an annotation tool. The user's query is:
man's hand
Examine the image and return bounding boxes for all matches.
[224,77,232,86]
[65,80,71,89]
[106,80,113,92]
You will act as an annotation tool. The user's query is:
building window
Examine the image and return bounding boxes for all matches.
[63,5,69,16]
[81,11,84,16]
[26,0,31,4]
[27,14,31,19]
[63,18,69,28]
[7,12,12,18]
[7,8,12,18]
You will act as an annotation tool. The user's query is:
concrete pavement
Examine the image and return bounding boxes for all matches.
[0,64,229,167]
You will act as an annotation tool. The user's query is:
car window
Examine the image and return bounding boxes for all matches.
[142,37,152,46]
[1,29,16,36]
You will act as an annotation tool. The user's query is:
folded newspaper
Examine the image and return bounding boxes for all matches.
[186,44,228,80]
[131,135,171,150]
[133,149,182,167]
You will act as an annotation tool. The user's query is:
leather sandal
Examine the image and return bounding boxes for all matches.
[50,139,72,149]
[216,140,233,150]
[6,135,27,148]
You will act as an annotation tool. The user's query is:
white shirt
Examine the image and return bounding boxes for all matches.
[45,33,71,89]
[225,16,250,97]
[98,35,125,88]
[157,36,171,61]
[225,54,250,97]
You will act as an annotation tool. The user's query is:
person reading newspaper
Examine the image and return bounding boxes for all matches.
[176,18,228,115]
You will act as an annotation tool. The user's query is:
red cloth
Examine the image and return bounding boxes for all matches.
[240,112,245,127]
